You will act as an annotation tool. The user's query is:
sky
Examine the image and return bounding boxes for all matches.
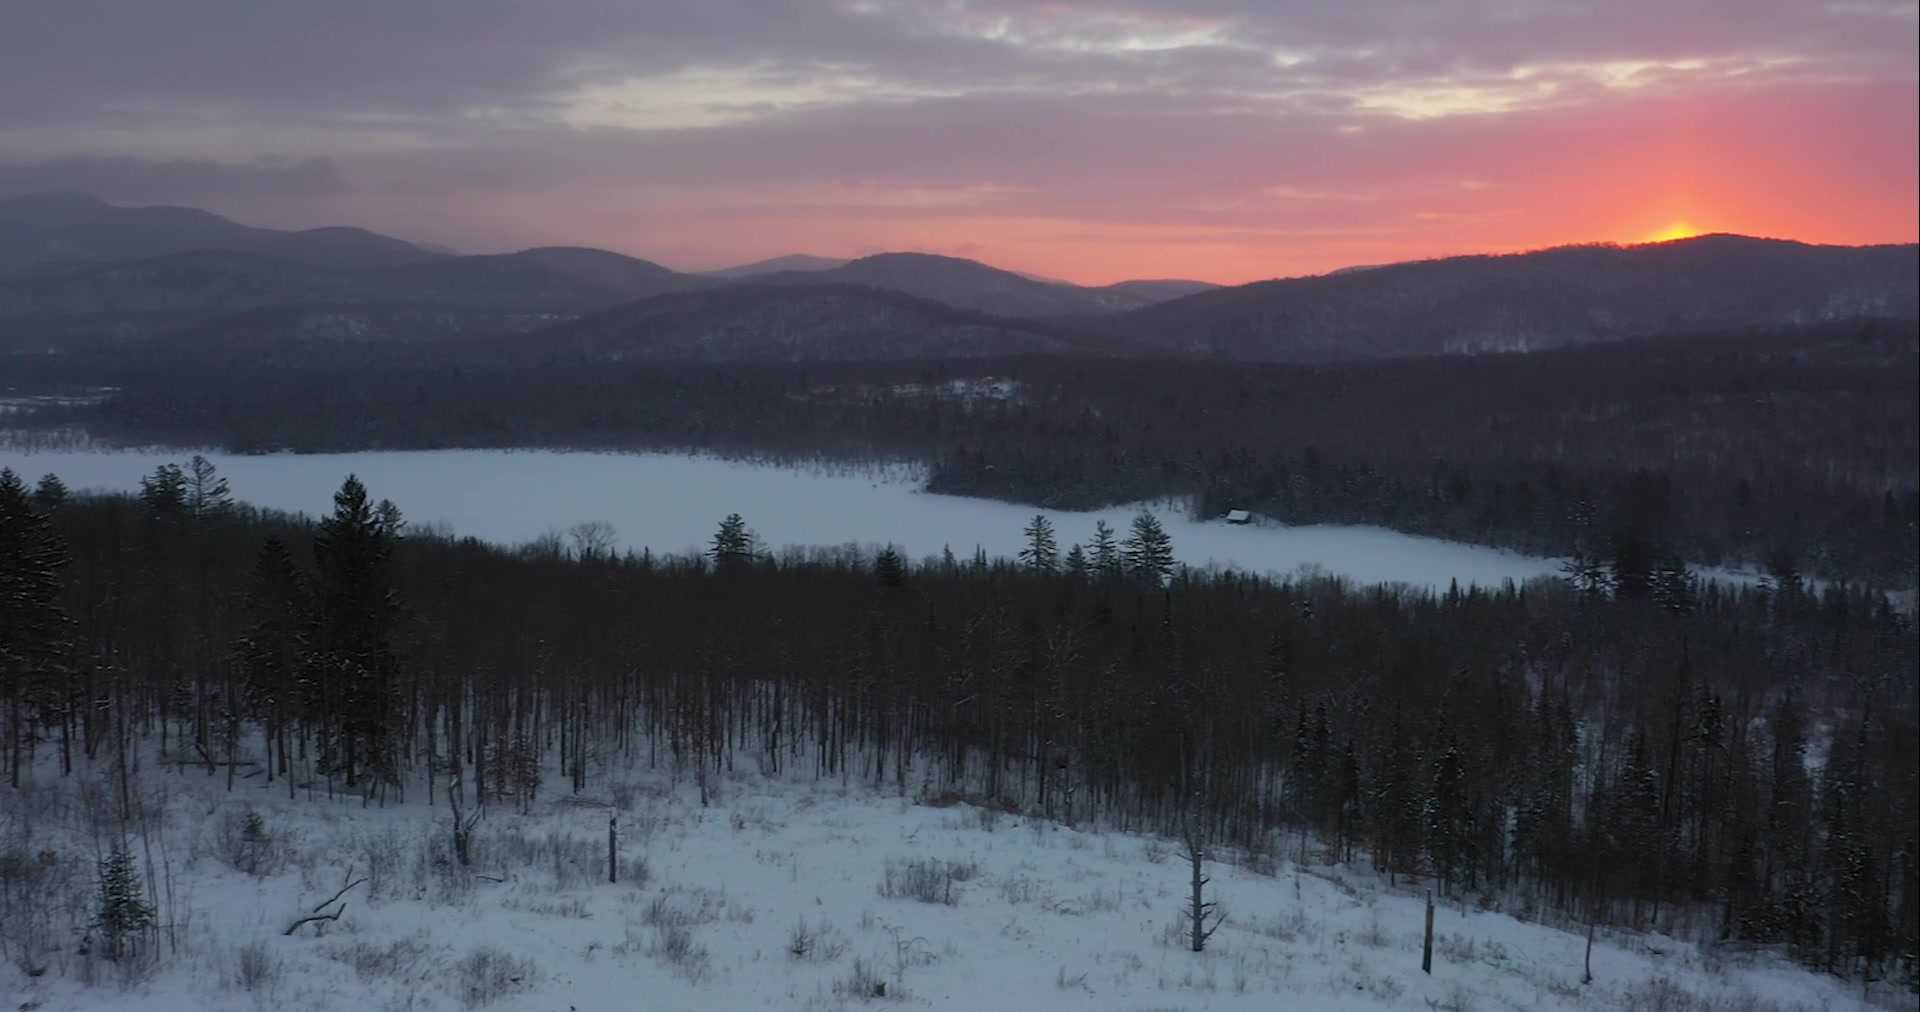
[1,1,1915,285]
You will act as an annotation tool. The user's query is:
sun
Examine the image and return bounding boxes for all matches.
[1640,221,1704,243]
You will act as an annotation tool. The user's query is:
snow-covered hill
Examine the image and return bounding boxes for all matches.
[3,752,1899,1012]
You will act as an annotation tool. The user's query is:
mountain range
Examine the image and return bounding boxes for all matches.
[0,191,1913,362]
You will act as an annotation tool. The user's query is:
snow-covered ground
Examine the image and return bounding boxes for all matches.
[2,752,1899,1012]
[0,448,1581,591]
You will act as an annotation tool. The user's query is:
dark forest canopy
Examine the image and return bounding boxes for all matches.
[4,472,1916,985]
[10,317,1917,587]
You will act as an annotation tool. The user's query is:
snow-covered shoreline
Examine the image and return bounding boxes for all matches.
[1,447,1577,591]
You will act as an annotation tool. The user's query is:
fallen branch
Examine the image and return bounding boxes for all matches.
[312,874,367,913]
[284,903,346,936]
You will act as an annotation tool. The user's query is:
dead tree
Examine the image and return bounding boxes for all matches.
[450,774,480,867]
[1180,797,1226,952]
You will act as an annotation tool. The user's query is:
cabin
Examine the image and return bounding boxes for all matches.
[1225,509,1252,525]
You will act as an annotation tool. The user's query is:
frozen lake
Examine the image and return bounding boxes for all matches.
[4,448,1571,591]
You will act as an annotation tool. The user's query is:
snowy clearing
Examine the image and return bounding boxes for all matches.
[0,448,1582,590]
[3,752,1897,1012]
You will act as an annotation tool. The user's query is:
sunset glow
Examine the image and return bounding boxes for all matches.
[0,2,1913,284]
[1641,222,1707,244]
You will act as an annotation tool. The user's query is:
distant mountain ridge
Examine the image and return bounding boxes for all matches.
[0,194,1911,362]
[714,251,1219,313]
[741,252,1115,317]
[1108,234,1920,360]
[0,192,447,275]
[521,283,1116,362]
[701,254,851,278]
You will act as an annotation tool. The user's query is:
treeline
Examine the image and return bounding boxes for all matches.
[11,317,1917,586]
[1,463,1915,985]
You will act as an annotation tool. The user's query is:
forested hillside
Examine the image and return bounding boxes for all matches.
[1,466,1913,987]
[1109,236,1919,360]
[15,317,1915,585]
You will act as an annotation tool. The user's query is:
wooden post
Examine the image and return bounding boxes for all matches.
[608,816,618,884]
[1583,918,1595,984]
[1421,890,1435,974]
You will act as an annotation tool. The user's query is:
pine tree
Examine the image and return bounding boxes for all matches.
[185,455,233,519]
[1559,549,1612,598]
[235,536,307,782]
[1764,548,1804,596]
[1426,739,1475,895]
[1063,544,1088,577]
[1608,525,1655,599]
[710,513,755,569]
[1289,701,1321,822]
[1651,551,1696,614]
[1122,510,1175,585]
[0,468,70,788]
[32,473,67,510]
[95,841,154,962]
[138,463,187,518]
[874,546,906,590]
[1089,520,1121,577]
[309,475,403,790]
[1018,514,1058,574]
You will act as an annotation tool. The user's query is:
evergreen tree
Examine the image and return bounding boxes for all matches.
[235,536,307,778]
[1764,548,1804,596]
[1063,544,1088,577]
[0,468,70,788]
[185,455,233,519]
[1089,520,1121,577]
[1559,549,1612,598]
[1618,731,1666,896]
[1426,738,1475,894]
[1018,514,1058,574]
[95,841,154,961]
[138,463,187,518]
[710,513,755,569]
[1122,510,1175,584]
[308,475,404,789]
[1368,713,1422,881]
[32,473,67,510]
[1651,551,1696,614]
[1608,525,1655,599]
[874,546,907,590]
[1288,701,1315,820]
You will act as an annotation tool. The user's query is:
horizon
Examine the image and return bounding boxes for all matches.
[11,189,1906,288]
[1,2,1915,286]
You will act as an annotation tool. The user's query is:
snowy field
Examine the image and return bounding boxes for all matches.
[4,752,1900,1012]
[0,448,1578,590]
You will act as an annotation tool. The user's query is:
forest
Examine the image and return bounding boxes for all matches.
[1,461,1914,987]
[10,316,1916,586]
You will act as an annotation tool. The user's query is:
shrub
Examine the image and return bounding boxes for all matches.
[834,957,890,1001]
[453,946,533,1008]
[787,917,848,963]
[332,936,432,982]
[215,808,277,877]
[231,940,281,993]
[616,854,651,886]
[878,858,976,905]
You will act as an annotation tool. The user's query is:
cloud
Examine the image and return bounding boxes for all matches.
[0,156,346,202]
[3,0,1911,133]
[0,1,1911,281]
